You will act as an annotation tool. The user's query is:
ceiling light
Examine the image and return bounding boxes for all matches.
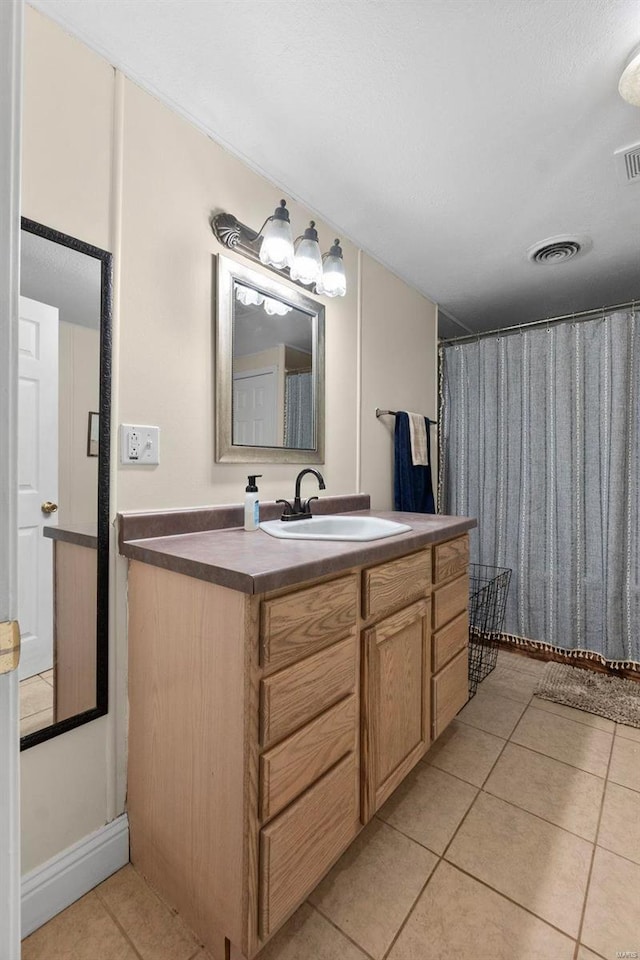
[211,200,346,297]
[619,44,640,106]
[291,221,322,286]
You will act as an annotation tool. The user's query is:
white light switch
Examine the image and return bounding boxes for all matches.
[120,424,160,465]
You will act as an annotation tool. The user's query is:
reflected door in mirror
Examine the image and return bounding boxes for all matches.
[19,220,110,745]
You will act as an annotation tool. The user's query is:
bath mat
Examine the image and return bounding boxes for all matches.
[536,662,640,727]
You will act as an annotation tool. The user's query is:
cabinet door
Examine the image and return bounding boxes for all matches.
[361,598,431,821]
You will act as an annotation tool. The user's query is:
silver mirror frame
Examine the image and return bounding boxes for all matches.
[215,255,325,464]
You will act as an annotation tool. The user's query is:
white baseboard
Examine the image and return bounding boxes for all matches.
[21,813,129,938]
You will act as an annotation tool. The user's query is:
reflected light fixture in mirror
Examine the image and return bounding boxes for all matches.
[211,199,347,297]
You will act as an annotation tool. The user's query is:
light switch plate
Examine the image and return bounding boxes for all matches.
[120,424,160,465]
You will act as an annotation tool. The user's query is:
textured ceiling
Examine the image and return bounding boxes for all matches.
[31,0,640,336]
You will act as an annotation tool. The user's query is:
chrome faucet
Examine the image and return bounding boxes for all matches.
[277,469,326,522]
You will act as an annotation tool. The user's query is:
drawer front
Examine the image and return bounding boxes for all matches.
[260,695,357,823]
[433,535,469,585]
[432,610,468,673]
[261,635,357,748]
[259,752,358,938]
[261,574,358,671]
[432,647,469,739]
[363,549,431,622]
[433,574,468,631]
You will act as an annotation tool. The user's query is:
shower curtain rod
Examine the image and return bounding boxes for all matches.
[439,297,638,346]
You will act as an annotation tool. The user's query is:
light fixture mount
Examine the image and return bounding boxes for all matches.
[211,202,312,292]
[211,200,346,297]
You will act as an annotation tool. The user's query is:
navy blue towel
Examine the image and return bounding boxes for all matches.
[394,412,435,513]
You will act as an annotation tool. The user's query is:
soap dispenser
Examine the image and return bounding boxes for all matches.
[244,475,262,531]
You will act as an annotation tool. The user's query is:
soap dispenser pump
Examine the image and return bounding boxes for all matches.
[244,475,262,531]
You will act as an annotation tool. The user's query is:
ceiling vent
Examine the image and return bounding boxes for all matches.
[615,143,640,184]
[527,236,585,265]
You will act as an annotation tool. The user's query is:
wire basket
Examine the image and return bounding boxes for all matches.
[468,563,512,698]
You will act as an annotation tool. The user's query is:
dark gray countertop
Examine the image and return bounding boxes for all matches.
[120,509,476,595]
[43,522,98,549]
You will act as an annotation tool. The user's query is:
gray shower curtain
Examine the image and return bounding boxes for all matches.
[441,310,639,667]
[284,371,313,449]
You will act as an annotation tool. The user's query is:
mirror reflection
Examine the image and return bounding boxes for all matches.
[18,225,103,740]
[232,281,314,449]
[215,255,324,464]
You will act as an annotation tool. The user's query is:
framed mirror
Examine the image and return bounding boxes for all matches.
[19,218,111,749]
[215,255,325,463]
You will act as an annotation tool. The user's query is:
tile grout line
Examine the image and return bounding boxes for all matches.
[528,699,616,734]
[379,694,520,960]
[571,717,617,960]
[306,901,377,960]
[373,811,463,860]
[478,784,601,845]
[438,859,579,945]
[92,890,147,960]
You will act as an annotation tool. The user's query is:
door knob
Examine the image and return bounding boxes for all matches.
[41,501,58,515]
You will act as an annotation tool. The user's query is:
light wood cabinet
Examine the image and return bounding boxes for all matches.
[361,598,431,820]
[127,531,470,960]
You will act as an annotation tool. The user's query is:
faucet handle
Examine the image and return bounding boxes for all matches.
[276,499,294,519]
[302,496,319,515]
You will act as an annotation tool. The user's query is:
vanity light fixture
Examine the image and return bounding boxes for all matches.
[211,200,347,297]
[291,221,323,286]
[317,239,347,298]
[259,199,294,270]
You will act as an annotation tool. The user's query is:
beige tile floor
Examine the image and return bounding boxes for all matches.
[22,650,640,960]
[19,670,54,736]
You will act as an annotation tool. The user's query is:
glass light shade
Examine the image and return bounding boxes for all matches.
[259,217,294,270]
[263,297,292,316]
[319,239,346,297]
[291,239,323,285]
[235,284,264,307]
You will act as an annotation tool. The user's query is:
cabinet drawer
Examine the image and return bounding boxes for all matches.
[261,574,358,671]
[363,550,431,621]
[261,635,357,748]
[259,752,358,938]
[260,695,357,823]
[432,648,469,739]
[433,535,469,584]
[433,574,468,631]
[432,610,468,673]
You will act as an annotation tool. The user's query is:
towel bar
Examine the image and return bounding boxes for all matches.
[376,407,438,424]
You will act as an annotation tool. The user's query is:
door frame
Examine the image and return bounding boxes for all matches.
[0,0,23,956]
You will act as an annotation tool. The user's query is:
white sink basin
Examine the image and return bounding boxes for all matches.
[260,515,412,542]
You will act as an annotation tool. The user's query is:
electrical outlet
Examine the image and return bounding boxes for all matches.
[120,424,160,465]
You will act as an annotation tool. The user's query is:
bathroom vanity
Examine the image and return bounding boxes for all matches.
[120,498,475,960]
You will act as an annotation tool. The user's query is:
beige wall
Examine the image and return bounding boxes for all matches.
[21,6,438,874]
[360,254,438,509]
[58,322,100,525]
[21,8,115,874]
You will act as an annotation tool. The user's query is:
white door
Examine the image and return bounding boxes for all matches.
[0,0,23,955]
[233,368,277,445]
[18,296,58,680]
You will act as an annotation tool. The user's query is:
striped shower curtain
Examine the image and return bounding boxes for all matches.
[284,371,313,449]
[440,310,639,667]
